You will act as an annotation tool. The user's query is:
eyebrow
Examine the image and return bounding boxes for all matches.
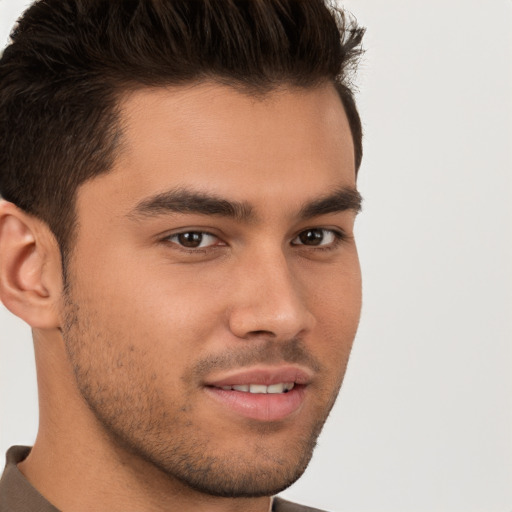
[129,185,362,222]
[298,186,362,219]
[130,188,253,222]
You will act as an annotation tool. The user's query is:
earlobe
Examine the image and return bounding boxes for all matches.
[0,201,62,329]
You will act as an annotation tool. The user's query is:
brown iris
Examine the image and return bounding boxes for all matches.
[298,229,325,246]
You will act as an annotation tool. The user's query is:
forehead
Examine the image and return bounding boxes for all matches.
[78,82,356,215]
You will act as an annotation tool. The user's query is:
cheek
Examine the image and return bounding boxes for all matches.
[74,245,227,336]
[307,248,362,310]
[308,261,362,357]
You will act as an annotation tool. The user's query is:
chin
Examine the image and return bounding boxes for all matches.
[110,415,322,499]
[161,441,316,498]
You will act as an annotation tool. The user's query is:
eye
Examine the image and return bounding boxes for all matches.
[166,231,221,249]
[291,228,339,247]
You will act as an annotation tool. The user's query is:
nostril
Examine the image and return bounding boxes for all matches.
[247,330,274,337]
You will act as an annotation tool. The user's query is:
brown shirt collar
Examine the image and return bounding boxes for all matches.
[0,446,60,512]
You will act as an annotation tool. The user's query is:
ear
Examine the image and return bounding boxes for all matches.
[0,200,63,329]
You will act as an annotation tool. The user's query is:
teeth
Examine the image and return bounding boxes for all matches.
[232,385,249,392]
[267,383,286,394]
[220,383,295,394]
[249,384,268,394]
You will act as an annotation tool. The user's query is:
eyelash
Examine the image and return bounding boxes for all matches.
[163,228,347,253]
[290,228,346,250]
[164,231,225,251]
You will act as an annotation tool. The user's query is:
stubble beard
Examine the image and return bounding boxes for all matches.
[61,293,345,498]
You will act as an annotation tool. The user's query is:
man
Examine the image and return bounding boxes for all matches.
[0,1,364,511]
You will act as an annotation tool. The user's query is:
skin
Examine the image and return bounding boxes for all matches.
[0,82,361,512]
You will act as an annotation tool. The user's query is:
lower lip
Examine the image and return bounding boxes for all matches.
[205,386,306,422]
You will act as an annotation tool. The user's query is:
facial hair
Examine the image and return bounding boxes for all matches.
[62,293,347,498]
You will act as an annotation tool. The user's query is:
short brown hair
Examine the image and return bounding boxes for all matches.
[0,0,365,258]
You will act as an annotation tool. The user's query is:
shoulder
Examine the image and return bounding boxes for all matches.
[273,496,330,512]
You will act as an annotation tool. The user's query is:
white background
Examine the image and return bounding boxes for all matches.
[1,1,511,511]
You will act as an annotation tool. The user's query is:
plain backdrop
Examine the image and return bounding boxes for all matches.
[1,1,511,511]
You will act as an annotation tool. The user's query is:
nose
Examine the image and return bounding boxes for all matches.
[228,250,316,341]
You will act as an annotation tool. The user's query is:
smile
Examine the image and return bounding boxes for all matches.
[217,383,295,393]
[204,367,311,421]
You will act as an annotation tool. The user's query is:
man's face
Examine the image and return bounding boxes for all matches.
[61,83,362,497]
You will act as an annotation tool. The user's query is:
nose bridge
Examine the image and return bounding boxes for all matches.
[228,245,315,340]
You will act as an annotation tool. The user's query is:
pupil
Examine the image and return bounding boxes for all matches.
[178,232,202,248]
[300,229,323,245]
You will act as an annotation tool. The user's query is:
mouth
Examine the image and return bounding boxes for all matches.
[216,382,295,394]
[203,367,311,422]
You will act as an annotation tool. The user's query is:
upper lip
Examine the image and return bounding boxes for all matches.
[204,366,313,388]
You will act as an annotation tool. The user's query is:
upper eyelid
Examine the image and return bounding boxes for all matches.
[166,230,218,238]
[160,228,221,240]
